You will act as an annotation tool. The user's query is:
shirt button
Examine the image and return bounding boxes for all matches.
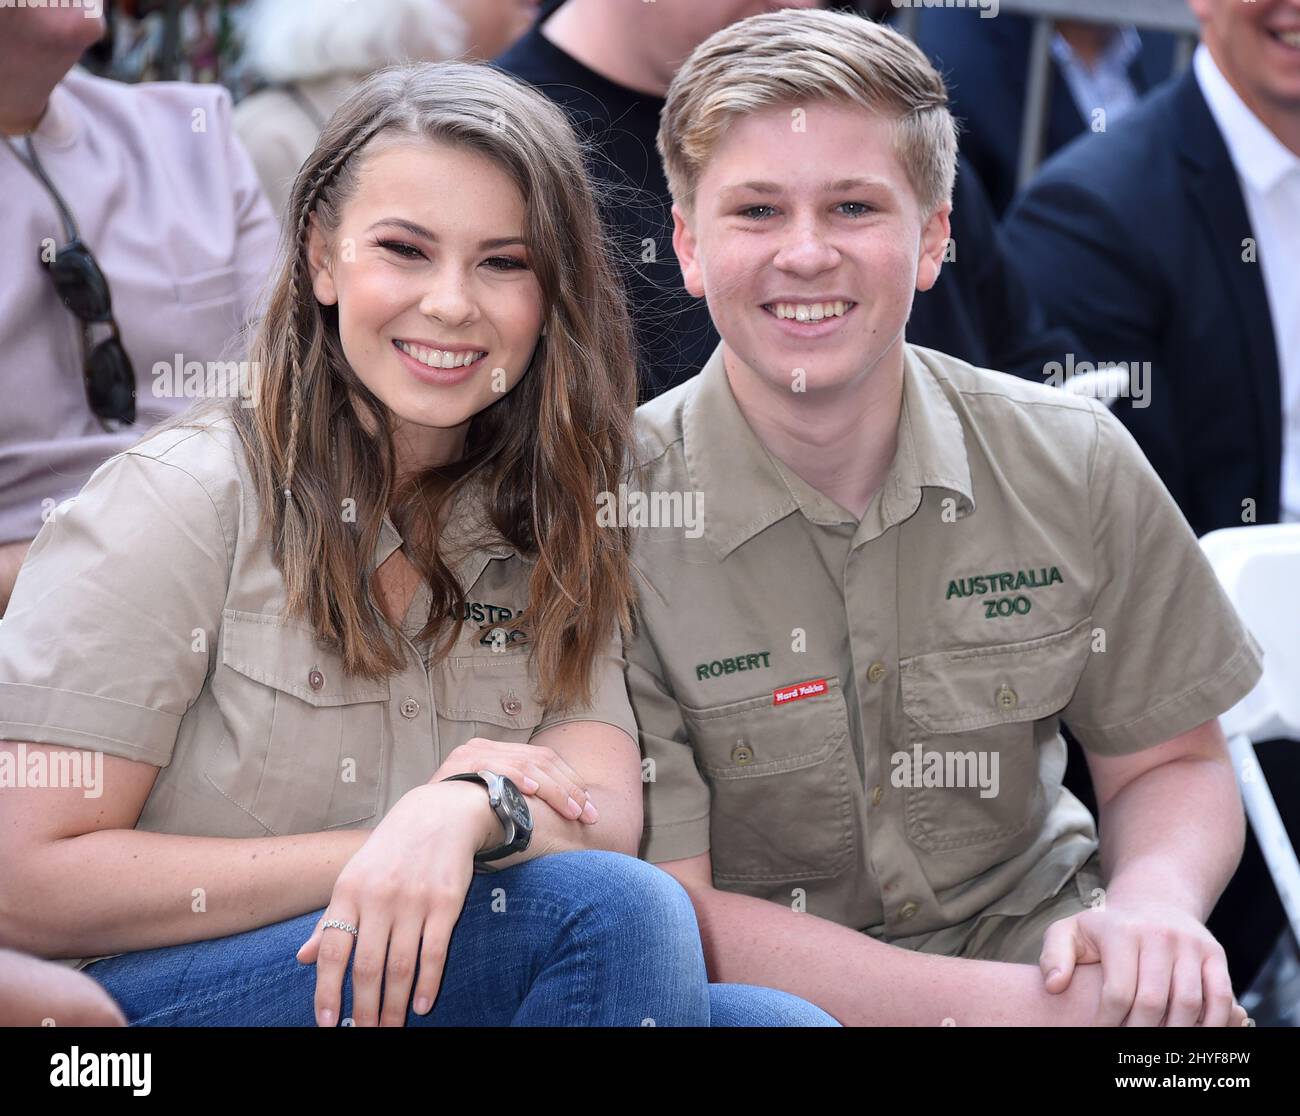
[400,698,420,719]
[731,741,754,766]
[899,901,919,921]
[870,784,883,807]
[996,684,1018,711]
[867,661,887,684]
[502,695,523,717]
[308,670,324,691]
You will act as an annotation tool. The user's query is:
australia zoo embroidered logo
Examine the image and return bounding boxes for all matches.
[945,566,1064,619]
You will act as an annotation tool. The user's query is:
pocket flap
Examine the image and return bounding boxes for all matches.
[432,652,544,731]
[900,618,1093,733]
[220,609,391,707]
[681,677,848,777]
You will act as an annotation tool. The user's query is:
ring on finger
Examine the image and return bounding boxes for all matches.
[322,918,360,938]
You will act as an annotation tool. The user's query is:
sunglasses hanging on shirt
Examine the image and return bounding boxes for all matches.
[4,134,136,427]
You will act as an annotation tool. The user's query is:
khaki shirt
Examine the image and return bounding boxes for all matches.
[0,414,637,968]
[627,343,1262,942]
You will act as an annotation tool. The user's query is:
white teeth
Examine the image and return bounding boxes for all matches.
[766,300,851,321]
[395,340,485,369]
[1279,30,1300,48]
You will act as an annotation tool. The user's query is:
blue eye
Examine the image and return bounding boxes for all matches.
[837,202,874,217]
[378,239,424,259]
[739,205,776,220]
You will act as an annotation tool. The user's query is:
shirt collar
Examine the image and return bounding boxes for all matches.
[682,343,975,558]
[1194,43,1300,195]
[1051,25,1142,77]
[374,473,517,629]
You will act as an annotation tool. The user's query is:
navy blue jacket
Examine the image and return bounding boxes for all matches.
[915,9,1177,216]
[1003,68,1282,536]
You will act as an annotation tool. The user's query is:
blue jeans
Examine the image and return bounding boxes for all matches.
[86,850,838,1027]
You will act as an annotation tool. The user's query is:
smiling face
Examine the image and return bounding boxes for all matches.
[1190,0,1300,113]
[308,138,545,473]
[672,100,951,398]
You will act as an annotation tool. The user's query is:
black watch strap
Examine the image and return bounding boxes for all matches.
[441,771,531,862]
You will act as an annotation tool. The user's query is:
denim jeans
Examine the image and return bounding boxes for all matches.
[86,850,838,1027]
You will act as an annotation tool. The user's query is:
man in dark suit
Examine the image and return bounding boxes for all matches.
[914,8,1177,216]
[1003,0,1300,992]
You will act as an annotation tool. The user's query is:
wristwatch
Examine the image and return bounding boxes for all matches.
[441,770,533,863]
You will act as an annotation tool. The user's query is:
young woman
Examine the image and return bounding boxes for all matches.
[0,61,836,1027]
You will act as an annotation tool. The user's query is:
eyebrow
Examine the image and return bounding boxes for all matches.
[723,177,893,194]
[366,218,527,250]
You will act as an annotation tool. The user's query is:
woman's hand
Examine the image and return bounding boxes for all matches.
[295,780,500,1027]
[431,737,599,825]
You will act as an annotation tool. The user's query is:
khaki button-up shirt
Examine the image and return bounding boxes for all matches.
[626,343,1262,941]
[0,414,637,968]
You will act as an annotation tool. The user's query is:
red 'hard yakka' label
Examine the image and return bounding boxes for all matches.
[773,678,828,706]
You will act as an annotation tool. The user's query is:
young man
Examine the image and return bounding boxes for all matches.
[626,9,1261,1027]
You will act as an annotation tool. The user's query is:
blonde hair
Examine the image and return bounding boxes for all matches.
[658,9,958,218]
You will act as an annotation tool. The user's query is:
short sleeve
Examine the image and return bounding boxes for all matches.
[534,625,639,744]
[624,621,711,863]
[1061,405,1263,754]
[0,450,229,765]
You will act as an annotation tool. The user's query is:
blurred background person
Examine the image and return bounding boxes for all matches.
[497,0,1078,399]
[0,948,126,1027]
[913,7,1177,217]
[0,4,277,616]
[1003,0,1300,995]
[234,0,540,219]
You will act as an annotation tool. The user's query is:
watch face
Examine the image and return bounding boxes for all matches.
[502,780,531,829]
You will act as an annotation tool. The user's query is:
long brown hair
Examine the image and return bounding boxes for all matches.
[153,62,637,710]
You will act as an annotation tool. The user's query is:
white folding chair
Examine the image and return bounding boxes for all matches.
[1200,524,1300,949]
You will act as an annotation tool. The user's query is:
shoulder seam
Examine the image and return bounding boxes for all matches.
[122,448,236,573]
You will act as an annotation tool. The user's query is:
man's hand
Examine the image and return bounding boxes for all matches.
[1038,900,1245,1026]
[0,948,127,1026]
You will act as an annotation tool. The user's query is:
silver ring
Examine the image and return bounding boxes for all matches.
[322,918,359,938]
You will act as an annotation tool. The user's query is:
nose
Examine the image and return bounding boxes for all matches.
[417,263,478,326]
[771,213,840,278]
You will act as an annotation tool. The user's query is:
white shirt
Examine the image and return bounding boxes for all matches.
[1194,45,1300,523]
[1051,26,1142,130]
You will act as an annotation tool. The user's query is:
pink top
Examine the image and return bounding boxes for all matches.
[0,66,278,544]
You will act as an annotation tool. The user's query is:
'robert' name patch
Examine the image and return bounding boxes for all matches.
[773,678,827,706]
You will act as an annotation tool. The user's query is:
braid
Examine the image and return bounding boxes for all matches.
[282,116,391,505]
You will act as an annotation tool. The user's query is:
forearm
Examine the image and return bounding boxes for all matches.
[1097,755,1245,920]
[0,537,33,616]
[682,882,1103,1026]
[2,827,370,959]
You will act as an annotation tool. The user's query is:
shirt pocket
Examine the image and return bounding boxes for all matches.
[204,609,390,835]
[681,677,857,886]
[897,618,1093,867]
[431,650,546,754]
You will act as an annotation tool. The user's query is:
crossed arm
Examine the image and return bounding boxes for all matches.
[656,717,1246,1026]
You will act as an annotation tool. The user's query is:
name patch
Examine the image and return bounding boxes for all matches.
[773,678,828,705]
